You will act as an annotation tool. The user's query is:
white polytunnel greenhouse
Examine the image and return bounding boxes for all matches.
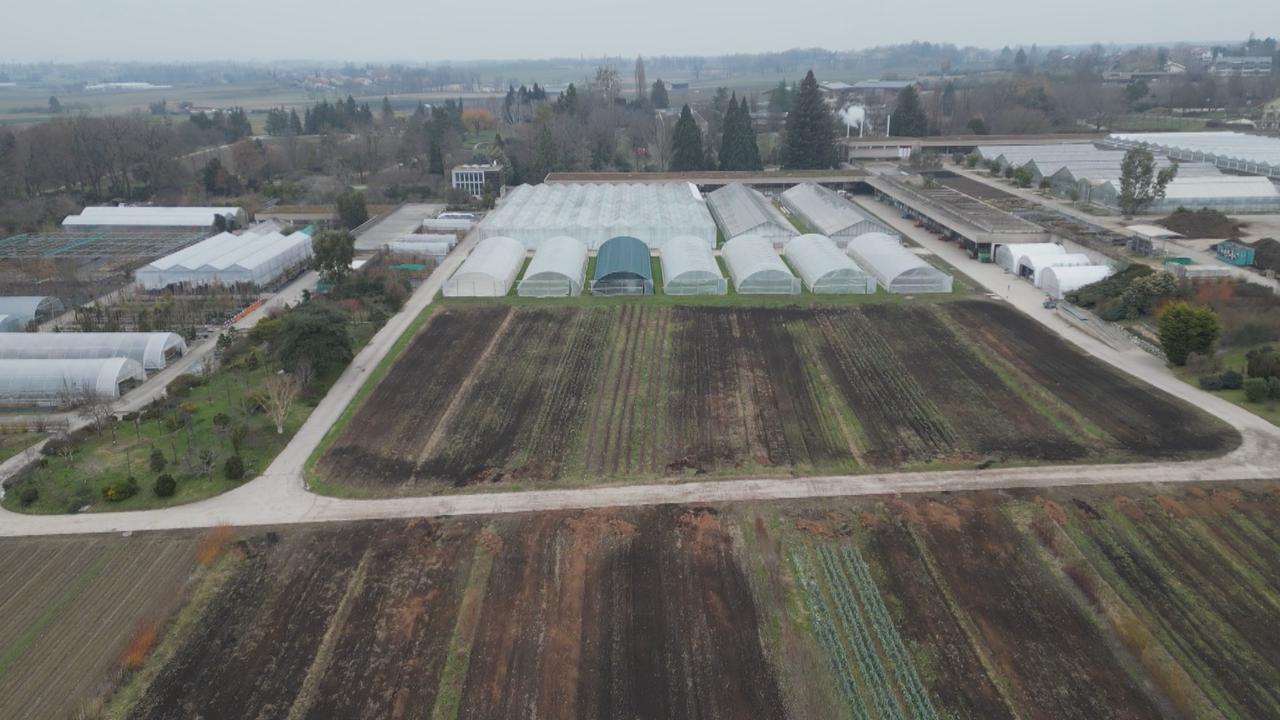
[386,240,453,259]
[784,234,876,294]
[661,236,727,296]
[0,296,65,326]
[1019,252,1093,286]
[479,183,716,251]
[705,183,797,246]
[0,332,186,371]
[994,242,1063,273]
[779,183,893,246]
[517,236,589,297]
[443,236,526,297]
[135,230,313,290]
[63,206,245,228]
[0,315,22,333]
[846,233,954,294]
[0,358,146,407]
[722,236,801,294]
[1041,265,1114,300]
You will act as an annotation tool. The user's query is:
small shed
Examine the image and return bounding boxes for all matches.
[591,236,653,295]
[1126,224,1182,257]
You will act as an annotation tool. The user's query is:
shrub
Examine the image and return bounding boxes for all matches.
[224,454,245,481]
[1198,375,1224,391]
[103,477,139,502]
[19,486,39,507]
[1159,301,1221,366]
[1184,352,1219,375]
[153,473,176,497]
[1219,370,1244,390]
[166,374,203,398]
[1247,346,1280,380]
[1244,377,1269,403]
[180,400,200,415]
[41,437,73,457]
[149,448,167,473]
[1268,376,1280,400]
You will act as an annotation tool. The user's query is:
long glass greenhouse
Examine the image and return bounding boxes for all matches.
[0,358,146,406]
[0,332,187,371]
[994,242,1063,273]
[591,236,653,296]
[517,236,589,297]
[1019,252,1093,286]
[784,234,876,294]
[135,230,314,290]
[706,183,797,246]
[443,236,526,297]
[1041,265,1114,300]
[661,236,726,295]
[480,183,716,251]
[722,236,801,295]
[846,233,953,294]
[779,183,892,245]
[0,296,64,326]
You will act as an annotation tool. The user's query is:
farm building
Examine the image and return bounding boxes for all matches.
[722,236,801,294]
[480,183,716,251]
[784,234,876,294]
[0,358,146,407]
[443,236,526,297]
[1018,252,1093,286]
[0,296,65,327]
[661,236,727,295]
[705,183,797,246]
[517,236,589,297]
[846,233,954,294]
[63,206,246,228]
[591,236,654,296]
[0,332,186,371]
[1041,265,1114,300]
[994,242,1063,273]
[135,230,313,290]
[779,183,893,245]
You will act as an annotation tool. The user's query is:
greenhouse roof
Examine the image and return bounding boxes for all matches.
[722,235,795,283]
[594,236,652,281]
[0,315,20,332]
[0,358,145,404]
[780,183,887,237]
[847,233,951,289]
[784,234,872,289]
[63,206,243,227]
[706,183,797,239]
[1107,131,1280,167]
[661,235,722,282]
[0,332,187,370]
[519,236,588,296]
[443,236,526,297]
[0,296,65,323]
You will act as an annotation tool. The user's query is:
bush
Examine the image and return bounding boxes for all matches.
[19,486,39,507]
[166,374,204,398]
[1219,370,1244,390]
[153,473,176,498]
[41,437,73,457]
[1269,376,1280,400]
[1198,375,1224,391]
[1184,352,1220,375]
[103,477,139,502]
[149,448,167,473]
[224,454,245,481]
[1159,301,1221,366]
[1244,377,1269,403]
[1247,346,1280,380]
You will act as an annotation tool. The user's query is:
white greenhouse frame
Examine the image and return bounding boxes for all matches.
[0,296,65,325]
[994,242,1063,273]
[0,315,21,332]
[784,234,876,294]
[779,183,892,245]
[846,233,953,294]
[0,332,187,371]
[443,236,526,297]
[706,183,797,246]
[1041,265,1114,299]
[136,231,313,290]
[661,236,727,295]
[0,358,145,406]
[517,236,589,297]
[722,236,801,295]
[1019,253,1093,286]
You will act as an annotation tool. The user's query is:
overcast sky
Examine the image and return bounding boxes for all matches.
[5,0,1278,63]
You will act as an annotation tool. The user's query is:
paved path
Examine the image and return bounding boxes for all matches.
[2,195,1278,537]
[354,203,444,252]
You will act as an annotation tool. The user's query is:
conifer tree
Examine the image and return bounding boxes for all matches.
[890,85,928,137]
[719,95,742,170]
[670,104,704,171]
[781,71,836,169]
[739,99,763,170]
[651,79,670,109]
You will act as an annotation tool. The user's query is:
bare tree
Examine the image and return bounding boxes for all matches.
[261,373,300,435]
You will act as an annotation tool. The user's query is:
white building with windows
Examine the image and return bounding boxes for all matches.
[451,162,504,198]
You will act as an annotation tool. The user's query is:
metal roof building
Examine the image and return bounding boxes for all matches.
[846,233,953,294]
[780,183,892,245]
[1018,252,1093,286]
[517,236,589,297]
[784,234,875,294]
[660,236,726,295]
[63,206,245,227]
[480,183,716,251]
[722,236,801,294]
[1106,131,1280,179]
[0,296,65,326]
[443,236,526,297]
[591,236,654,295]
[0,358,146,406]
[0,332,186,371]
[705,183,797,246]
[1042,265,1114,300]
[135,231,313,289]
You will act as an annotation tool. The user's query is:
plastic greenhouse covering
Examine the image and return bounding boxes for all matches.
[443,236,526,297]
[480,183,716,251]
[1041,265,1114,300]
[705,183,797,245]
[846,233,953,294]
[591,236,653,296]
[135,231,313,289]
[0,332,187,371]
[518,236,589,297]
[0,315,21,332]
[386,240,453,259]
[994,242,1063,273]
[1018,252,1093,286]
[784,235,876,294]
[0,358,146,406]
[0,296,65,325]
[779,183,892,244]
[63,206,244,227]
[722,236,800,295]
[661,236,727,295]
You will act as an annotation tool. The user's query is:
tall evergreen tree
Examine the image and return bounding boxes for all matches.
[739,99,763,170]
[670,104,704,171]
[890,85,928,137]
[288,109,303,135]
[781,71,836,169]
[719,95,743,170]
[651,79,670,109]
